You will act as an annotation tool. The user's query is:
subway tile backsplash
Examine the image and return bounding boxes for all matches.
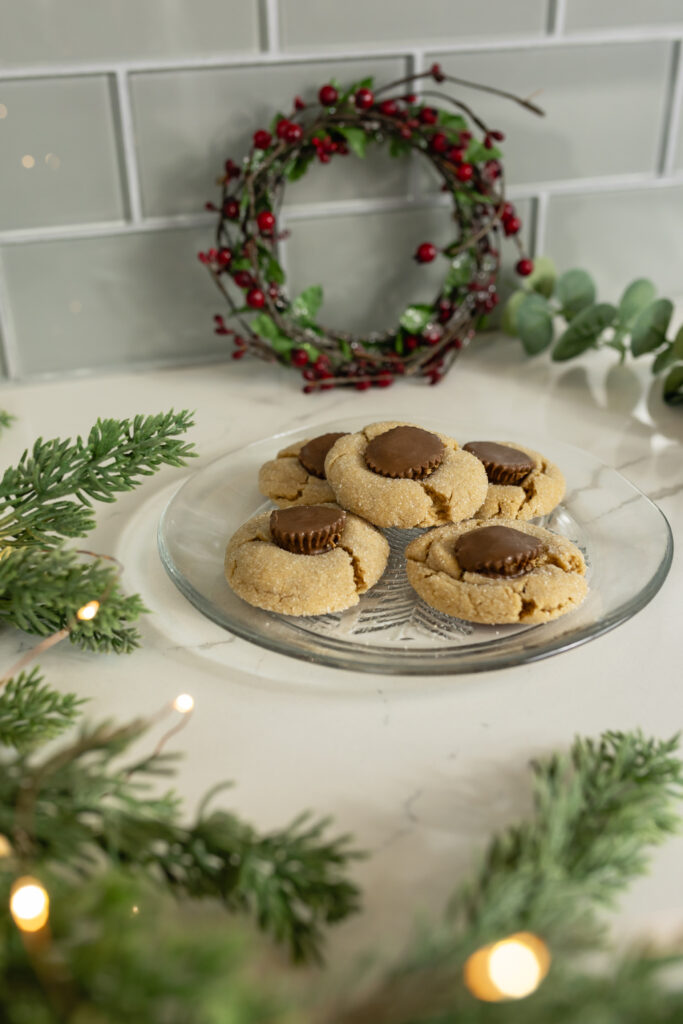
[0,0,682,378]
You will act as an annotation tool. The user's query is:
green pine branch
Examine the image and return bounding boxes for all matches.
[0,668,86,751]
[0,409,197,546]
[0,545,147,653]
[0,409,14,435]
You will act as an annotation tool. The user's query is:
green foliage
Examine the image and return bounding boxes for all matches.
[0,668,85,750]
[335,125,368,158]
[400,305,433,333]
[292,284,323,325]
[0,545,147,653]
[250,313,294,355]
[502,260,683,404]
[0,410,197,547]
[0,410,14,434]
[444,254,474,292]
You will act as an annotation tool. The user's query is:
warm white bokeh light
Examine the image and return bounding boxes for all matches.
[21,154,35,169]
[10,878,50,933]
[76,600,100,621]
[463,932,550,1002]
[0,834,11,857]
[173,693,194,714]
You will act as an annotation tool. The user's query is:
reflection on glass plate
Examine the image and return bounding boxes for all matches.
[158,417,672,676]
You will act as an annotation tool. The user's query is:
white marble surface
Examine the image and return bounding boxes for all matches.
[0,334,681,968]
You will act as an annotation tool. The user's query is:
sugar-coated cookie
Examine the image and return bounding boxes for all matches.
[405,519,586,624]
[257,432,348,507]
[324,421,488,529]
[225,504,389,616]
[462,441,565,520]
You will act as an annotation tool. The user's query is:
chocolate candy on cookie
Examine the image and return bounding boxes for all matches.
[258,431,348,507]
[463,440,565,521]
[324,421,488,529]
[405,519,587,625]
[270,505,345,555]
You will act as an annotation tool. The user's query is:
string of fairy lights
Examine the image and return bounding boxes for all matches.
[0,579,549,1005]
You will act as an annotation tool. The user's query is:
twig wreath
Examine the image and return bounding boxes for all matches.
[199,65,543,391]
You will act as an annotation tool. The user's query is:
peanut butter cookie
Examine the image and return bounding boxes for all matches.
[324,421,488,529]
[225,504,389,616]
[462,441,565,520]
[258,432,348,507]
[406,519,587,624]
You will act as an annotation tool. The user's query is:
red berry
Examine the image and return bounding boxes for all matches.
[428,371,442,385]
[430,132,449,154]
[197,252,209,264]
[253,130,272,150]
[207,248,218,261]
[379,99,399,116]
[217,248,232,267]
[214,325,228,335]
[268,283,280,299]
[234,335,246,347]
[438,301,452,323]
[355,380,371,391]
[257,210,275,233]
[318,151,331,163]
[484,159,501,179]
[430,62,445,83]
[503,216,521,236]
[484,134,494,150]
[291,348,309,367]
[246,288,265,309]
[484,293,499,311]
[404,93,417,104]
[376,373,393,387]
[399,125,413,140]
[337,142,349,155]
[204,201,217,211]
[516,258,534,277]
[404,335,419,351]
[223,199,240,219]
[276,119,291,139]
[355,88,374,109]
[318,84,338,106]
[419,107,438,125]
[224,158,240,178]
[502,202,515,218]
[214,314,224,325]
[303,384,315,394]
[448,146,465,164]
[423,325,442,345]
[491,130,505,141]
[302,367,316,381]
[459,131,472,144]
[232,349,245,360]
[456,163,474,182]
[415,242,438,263]
[233,270,253,289]
[294,95,306,111]
[285,122,303,143]
[313,356,330,373]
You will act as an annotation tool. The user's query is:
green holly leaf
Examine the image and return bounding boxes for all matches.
[515,294,554,355]
[336,126,368,158]
[524,256,557,299]
[399,305,433,333]
[443,254,473,292]
[663,364,683,405]
[501,290,527,336]
[618,278,657,328]
[631,299,674,356]
[250,314,293,355]
[552,302,617,361]
[286,153,314,181]
[556,269,597,319]
[389,136,411,158]
[438,111,468,135]
[265,255,285,285]
[292,285,323,324]
[465,139,502,163]
[229,256,252,272]
[339,76,375,104]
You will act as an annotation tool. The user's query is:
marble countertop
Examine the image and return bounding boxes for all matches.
[1,333,681,966]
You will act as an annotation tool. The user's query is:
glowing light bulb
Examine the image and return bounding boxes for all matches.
[464,932,550,1002]
[173,693,194,714]
[21,154,35,169]
[0,834,11,857]
[131,905,139,915]
[10,878,50,933]
[77,600,100,621]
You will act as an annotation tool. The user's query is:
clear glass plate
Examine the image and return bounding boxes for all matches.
[158,417,673,676]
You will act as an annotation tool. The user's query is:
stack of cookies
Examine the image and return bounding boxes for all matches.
[225,421,587,625]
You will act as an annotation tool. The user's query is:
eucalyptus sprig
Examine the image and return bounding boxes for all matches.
[503,259,683,405]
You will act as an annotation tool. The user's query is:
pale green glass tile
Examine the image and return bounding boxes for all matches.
[564,0,683,32]
[423,43,671,186]
[0,76,124,230]
[544,187,683,298]
[0,0,259,66]
[279,0,546,51]
[284,200,531,335]
[131,57,410,218]
[2,229,227,376]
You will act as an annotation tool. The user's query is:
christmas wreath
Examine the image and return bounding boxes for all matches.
[199,65,542,391]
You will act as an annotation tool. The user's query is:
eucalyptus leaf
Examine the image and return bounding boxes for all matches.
[663,365,683,405]
[671,324,683,361]
[336,126,368,158]
[652,344,676,375]
[501,291,527,336]
[552,302,617,361]
[399,305,433,333]
[556,269,596,319]
[515,294,554,355]
[292,285,323,324]
[618,278,657,327]
[525,256,557,299]
[631,299,673,356]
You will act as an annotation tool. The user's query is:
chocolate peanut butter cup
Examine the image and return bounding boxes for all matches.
[454,525,544,577]
[270,505,346,555]
[364,426,444,480]
[463,441,535,485]
[298,432,348,479]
